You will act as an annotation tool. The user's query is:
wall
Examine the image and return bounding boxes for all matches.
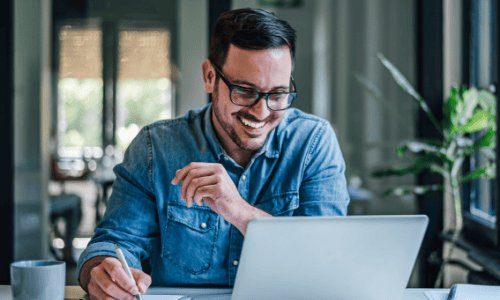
[13,0,52,260]
[85,0,208,116]
[232,0,417,214]
[177,0,209,115]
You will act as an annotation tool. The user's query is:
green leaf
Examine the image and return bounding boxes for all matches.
[443,87,464,127]
[462,88,479,120]
[377,53,443,134]
[459,111,490,133]
[471,125,496,149]
[396,141,441,158]
[459,163,496,183]
[372,153,443,178]
[478,90,497,117]
[382,184,444,197]
[372,165,417,178]
[377,53,422,100]
[353,73,409,126]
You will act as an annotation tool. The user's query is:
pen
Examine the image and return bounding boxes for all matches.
[114,244,143,300]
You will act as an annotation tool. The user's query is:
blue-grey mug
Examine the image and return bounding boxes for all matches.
[10,260,66,300]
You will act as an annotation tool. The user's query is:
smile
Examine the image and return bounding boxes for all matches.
[238,116,265,129]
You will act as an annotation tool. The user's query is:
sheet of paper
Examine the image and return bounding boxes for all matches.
[449,284,500,300]
[143,295,189,300]
[424,290,449,300]
[83,294,188,300]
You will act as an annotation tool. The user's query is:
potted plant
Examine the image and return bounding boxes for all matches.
[356,53,497,288]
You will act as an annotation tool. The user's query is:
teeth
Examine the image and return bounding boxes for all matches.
[239,117,265,129]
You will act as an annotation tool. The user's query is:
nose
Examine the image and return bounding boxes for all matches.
[250,95,271,120]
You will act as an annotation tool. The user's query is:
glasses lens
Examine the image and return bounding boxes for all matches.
[231,87,258,104]
[231,87,294,111]
[267,94,291,110]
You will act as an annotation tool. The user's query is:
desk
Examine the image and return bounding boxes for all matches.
[0,285,448,300]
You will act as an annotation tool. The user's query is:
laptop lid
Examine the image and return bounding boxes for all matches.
[231,215,428,300]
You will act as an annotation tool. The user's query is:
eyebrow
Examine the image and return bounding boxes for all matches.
[230,78,290,92]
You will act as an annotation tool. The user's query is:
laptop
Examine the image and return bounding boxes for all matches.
[231,215,428,300]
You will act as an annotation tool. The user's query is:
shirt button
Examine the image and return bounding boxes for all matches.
[241,175,246,181]
[233,260,239,266]
[200,223,207,229]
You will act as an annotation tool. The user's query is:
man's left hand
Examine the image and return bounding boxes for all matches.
[171,162,258,229]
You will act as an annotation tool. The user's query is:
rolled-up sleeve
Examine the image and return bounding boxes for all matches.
[294,121,350,216]
[76,127,160,280]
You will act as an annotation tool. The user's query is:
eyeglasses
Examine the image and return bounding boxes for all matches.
[211,62,297,111]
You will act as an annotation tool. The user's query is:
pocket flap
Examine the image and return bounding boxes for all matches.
[167,205,218,233]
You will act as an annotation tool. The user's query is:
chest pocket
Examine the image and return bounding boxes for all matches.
[162,204,219,274]
[254,192,299,216]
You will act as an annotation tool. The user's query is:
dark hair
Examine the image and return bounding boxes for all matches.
[209,8,296,70]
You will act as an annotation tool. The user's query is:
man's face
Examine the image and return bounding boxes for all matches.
[211,45,293,153]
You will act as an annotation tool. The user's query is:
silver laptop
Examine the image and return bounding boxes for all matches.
[232,215,428,300]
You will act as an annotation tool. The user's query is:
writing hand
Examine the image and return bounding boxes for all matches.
[87,257,151,300]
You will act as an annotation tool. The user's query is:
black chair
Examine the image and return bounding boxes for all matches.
[50,194,82,264]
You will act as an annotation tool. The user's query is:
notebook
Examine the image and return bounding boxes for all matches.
[231,215,429,300]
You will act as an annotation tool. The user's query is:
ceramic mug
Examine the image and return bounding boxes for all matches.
[10,260,66,300]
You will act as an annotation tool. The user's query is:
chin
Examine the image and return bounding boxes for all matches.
[234,134,268,151]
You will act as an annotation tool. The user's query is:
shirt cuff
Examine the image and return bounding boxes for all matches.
[76,241,143,283]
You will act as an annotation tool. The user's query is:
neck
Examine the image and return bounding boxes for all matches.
[210,109,256,168]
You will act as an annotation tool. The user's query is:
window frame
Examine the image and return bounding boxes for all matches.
[462,0,500,248]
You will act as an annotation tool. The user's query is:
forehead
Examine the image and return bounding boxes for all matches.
[222,45,292,88]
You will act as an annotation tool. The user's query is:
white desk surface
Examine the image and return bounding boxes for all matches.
[0,285,449,300]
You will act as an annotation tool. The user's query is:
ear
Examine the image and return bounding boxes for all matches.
[201,59,216,93]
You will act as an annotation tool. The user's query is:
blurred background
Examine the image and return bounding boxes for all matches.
[1,0,499,290]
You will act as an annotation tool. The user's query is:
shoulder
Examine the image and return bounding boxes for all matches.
[276,108,333,138]
[144,106,208,134]
[267,108,339,158]
[133,106,210,148]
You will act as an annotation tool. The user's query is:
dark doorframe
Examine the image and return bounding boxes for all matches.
[416,0,444,288]
[0,0,14,285]
[208,0,231,103]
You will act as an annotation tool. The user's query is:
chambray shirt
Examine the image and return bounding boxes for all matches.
[77,104,350,287]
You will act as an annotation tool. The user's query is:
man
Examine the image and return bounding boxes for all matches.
[78,8,350,300]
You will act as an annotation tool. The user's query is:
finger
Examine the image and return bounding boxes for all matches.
[89,267,133,300]
[88,280,124,300]
[131,269,152,294]
[100,258,140,296]
[186,176,218,206]
[180,167,215,200]
[171,168,185,185]
[193,185,218,208]
[185,195,194,208]
[171,162,212,185]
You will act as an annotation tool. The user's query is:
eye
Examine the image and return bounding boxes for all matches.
[233,87,257,100]
[268,94,288,102]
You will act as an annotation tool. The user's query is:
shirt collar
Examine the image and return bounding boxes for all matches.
[203,104,280,161]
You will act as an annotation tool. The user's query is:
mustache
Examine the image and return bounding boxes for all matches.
[233,111,278,123]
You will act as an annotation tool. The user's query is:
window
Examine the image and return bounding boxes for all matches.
[463,0,499,246]
[55,19,174,163]
[57,21,103,159]
[116,25,173,153]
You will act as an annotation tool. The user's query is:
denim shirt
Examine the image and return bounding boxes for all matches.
[77,104,350,287]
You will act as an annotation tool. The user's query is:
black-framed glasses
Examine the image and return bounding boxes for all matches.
[211,62,297,111]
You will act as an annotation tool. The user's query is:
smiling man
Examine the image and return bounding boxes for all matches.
[77,8,350,300]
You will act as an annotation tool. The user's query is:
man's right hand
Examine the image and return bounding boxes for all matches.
[87,257,151,300]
